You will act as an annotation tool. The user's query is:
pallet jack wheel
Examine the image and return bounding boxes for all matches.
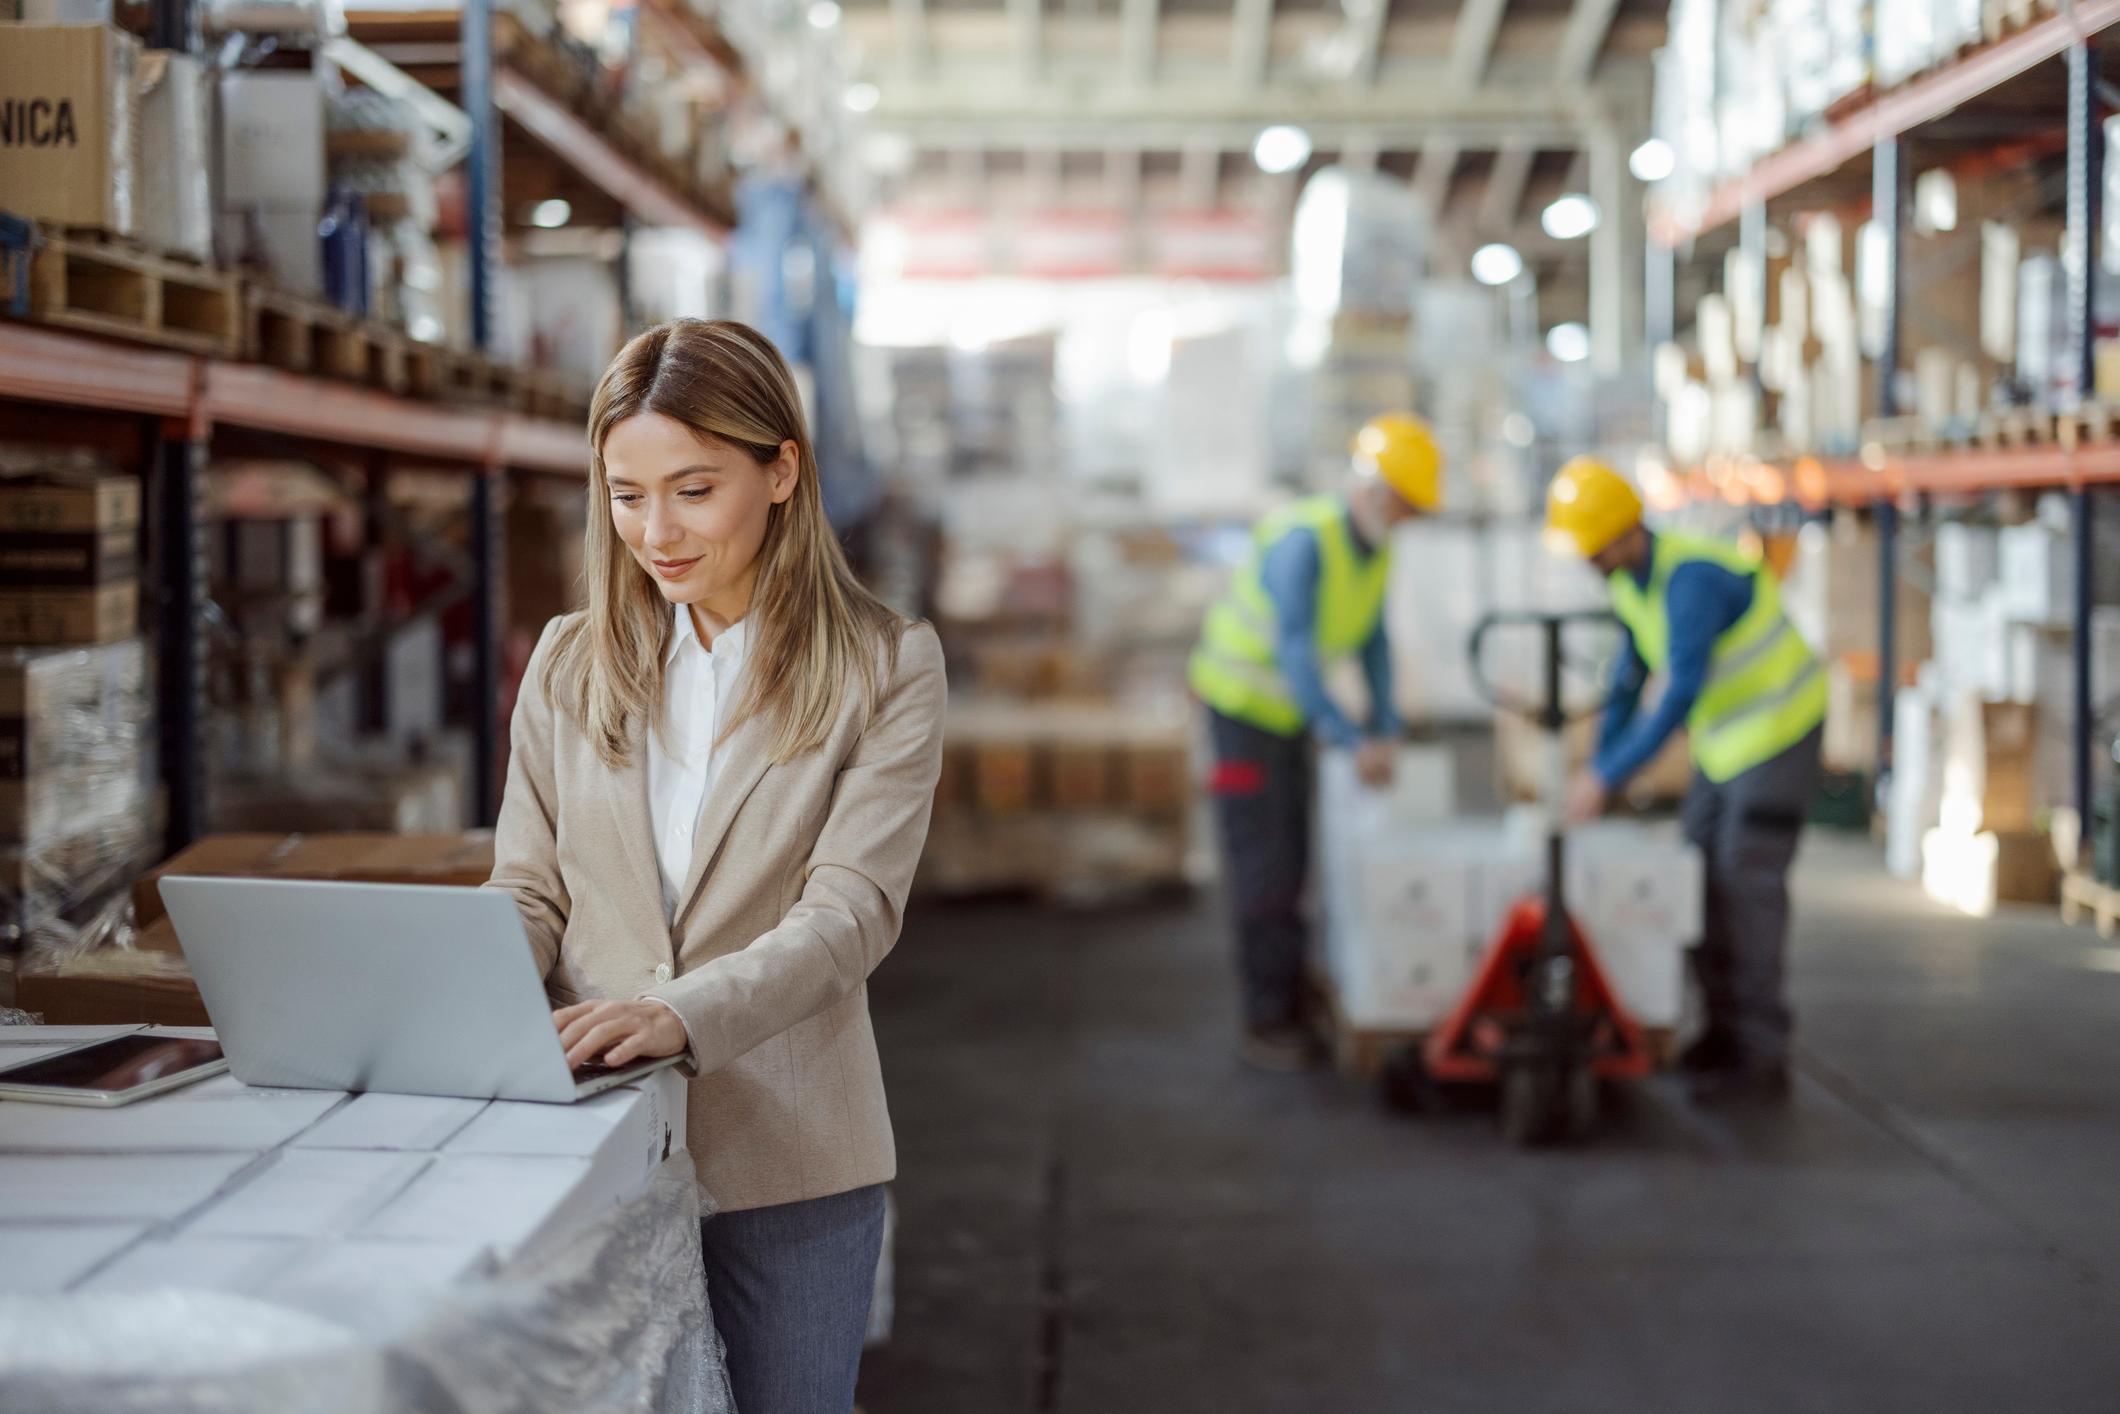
[1499,1063,1558,1146]
[1379,1042,1438,1114]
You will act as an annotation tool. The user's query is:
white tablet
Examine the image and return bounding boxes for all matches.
[0,1032,229,1107]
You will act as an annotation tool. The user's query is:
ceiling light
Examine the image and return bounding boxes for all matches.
[1545,321,1591,363]
[530,198,571,229]
[843,82,880,114]
[1628,138,1675,184]
[1253,125,1313,176]
[808,0,841,27]
[1501,412,1535,447]
[1541,193,1599,240]
[1470,242,1523,286]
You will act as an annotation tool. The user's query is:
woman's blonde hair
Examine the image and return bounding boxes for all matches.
[544,318,905,769]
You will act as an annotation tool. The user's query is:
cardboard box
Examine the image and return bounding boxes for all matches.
[0,525,135,587]
[1922,825,2059,915]
[216,207,322,296]
[0,582,136,645]
[1322,843,1475,1030]
[0,23,138,234]
[135,49,211,261]
[13,950,207,1025]
[1996,522,2071,628]
[217,69,325,211]
[0,476,138,534]
[135,830,497,928]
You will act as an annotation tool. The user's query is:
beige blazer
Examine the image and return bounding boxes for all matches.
[485,614,946,1212]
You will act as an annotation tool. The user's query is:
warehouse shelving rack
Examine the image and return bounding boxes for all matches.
[0,0,784,854]
[1646,15,2117,844]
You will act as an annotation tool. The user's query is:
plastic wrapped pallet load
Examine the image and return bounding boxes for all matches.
[0,1029,720,1413]
[1314,750,1700,1032]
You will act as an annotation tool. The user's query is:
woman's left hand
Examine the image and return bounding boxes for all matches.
[555,999,690,1068]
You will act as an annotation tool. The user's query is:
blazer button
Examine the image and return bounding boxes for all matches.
[654,963,672,984]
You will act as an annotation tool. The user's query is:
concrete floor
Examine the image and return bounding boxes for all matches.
[855,836,2120,1413]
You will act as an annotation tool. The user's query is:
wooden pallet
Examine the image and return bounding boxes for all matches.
[21,230,241,356]
[2054,401,2120,449]
[243,285,373,381]
[2060,870,2120,938]
[1975,407,2053,450]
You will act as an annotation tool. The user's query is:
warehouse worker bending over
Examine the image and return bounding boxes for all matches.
[1189,414,1441,1072]
[1545,457,1825,1106]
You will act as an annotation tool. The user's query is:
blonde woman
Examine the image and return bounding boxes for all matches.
[486,319,945,1411]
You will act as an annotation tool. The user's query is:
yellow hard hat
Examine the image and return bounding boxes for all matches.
[1544,456,1643,557]
[1352,413,1443,512]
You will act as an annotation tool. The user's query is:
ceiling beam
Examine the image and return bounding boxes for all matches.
[1346,0,1388,85]
[1553,0,1622,85]
[1231,0,1274,87]
[1120,0,1159,83]
[1446,0,1509,90]
[1010,0,1041,78]
[1480,141,1535,233]
[867,73,1628,145]
[1412,136,1460,220]
[890,0,929,75]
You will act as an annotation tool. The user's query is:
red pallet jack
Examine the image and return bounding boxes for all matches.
[1386,609,1655,1145]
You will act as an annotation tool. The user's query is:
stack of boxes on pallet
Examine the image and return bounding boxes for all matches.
[0,466,156,1011]
[1314,746,1702,1044]
[16,831,497,1024]
[1879,503,2120,911]
[922,702,1193,903]
[1659,157,2117,463]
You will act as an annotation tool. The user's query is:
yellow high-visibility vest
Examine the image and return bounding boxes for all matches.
[1188,497,1390,737]
[1608,530,1825,783]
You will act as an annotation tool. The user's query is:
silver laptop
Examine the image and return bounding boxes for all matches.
[157,876,681,1104]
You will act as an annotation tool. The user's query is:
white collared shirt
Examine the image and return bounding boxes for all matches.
[647,605,750,921]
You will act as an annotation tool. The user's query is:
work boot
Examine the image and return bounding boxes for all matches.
[1676,1027,1741,1074]
[1238,1021,1321,1073]
[1688,1062,1791,1107]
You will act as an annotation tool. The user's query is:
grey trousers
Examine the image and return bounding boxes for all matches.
[700,1183,887,1414]
[1679,725,1823,1068]
[1206,708,1313,1030]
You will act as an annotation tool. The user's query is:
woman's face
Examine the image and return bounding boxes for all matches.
[602,411,797,615]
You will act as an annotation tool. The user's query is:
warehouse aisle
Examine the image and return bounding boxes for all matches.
[857,837,2120,1413]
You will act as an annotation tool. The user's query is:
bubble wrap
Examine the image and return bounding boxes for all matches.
[0,1155,733,1414]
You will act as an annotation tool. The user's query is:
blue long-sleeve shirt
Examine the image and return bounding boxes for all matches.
[1258,516,1397,750]
[1594,539,1754,789]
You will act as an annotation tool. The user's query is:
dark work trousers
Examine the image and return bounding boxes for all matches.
[1206,708,1314,1030]
[1679,723,1823,1069]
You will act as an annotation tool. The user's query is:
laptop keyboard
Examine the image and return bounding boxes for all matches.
[570,1061,624,1084]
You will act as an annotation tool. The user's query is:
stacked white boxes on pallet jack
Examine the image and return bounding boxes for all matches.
[1316,747,1704,1034]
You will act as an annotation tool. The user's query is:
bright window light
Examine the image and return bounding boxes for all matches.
[808,0,841,27]
[1470,242,1524,286]
[1628,138,1675,183]
[1253,125,1313,175]
[1541,193,1599,240]
[844,82,880,114]
[1545,322,1591,363]
[530,199,571,229]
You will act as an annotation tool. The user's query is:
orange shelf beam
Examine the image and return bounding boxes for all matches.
[1677,440,2120,508]
[0,324,587,475]
[1652,0,2120,246]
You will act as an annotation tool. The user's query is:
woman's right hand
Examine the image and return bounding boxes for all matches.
[554,999,689,1068]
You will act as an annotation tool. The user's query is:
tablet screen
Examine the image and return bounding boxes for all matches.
[0,1034,225,1094]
